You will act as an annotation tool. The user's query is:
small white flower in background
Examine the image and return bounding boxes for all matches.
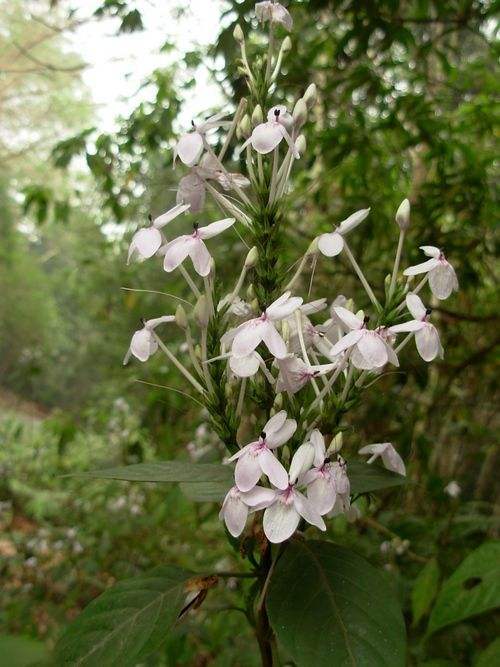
[358,442,406,476]
[163,217,235,277]
[255,1,293,31]
[124,316,175,364]
[241,106,299,157]
[228,411,297,491]
[223,291,303,361]
[404,245,458,300]
[276,354,337,395]
[263,476,326,544]
[174,111,231,166]
[219,485,276,537]
[317,208,370,257]
[389,293,443,362]
[444,480,461,498]
[127,203,190,263]
[329,306,392,370]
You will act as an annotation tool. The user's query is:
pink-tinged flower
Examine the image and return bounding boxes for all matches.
[176,173,206,213]
[219,485,276,537]
[255,1,293,31]
[224,291,303,360]
[288,429,326,484]
[403,245,458,300]
[302,437,350,516]
[285,299,327,353]
[358,442,406,476]
[317,208,370,257]
[229,351,265,378]
[124,316,175,364]
[163,217,235,277]
[276,354,337,395]
[389,293,443,362]
[241,106,299,157]
[263,478,326,544]
[228,411,297,492]
[350,326,399,370]
[329,306,390,369]
[127,204,190,264]
[174,112,231,167]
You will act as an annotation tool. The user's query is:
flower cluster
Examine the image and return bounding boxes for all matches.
[123,1,458,546]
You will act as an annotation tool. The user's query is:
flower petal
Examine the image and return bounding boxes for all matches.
[263,500,300,543]
[266,419,297,448]
[310,430,326,467]
[381,446,406,476]
[222,494,248,537]
[266,296,303,321]
[197,217,235,240]
[429,263,456,300]
[403,258,440,276]
[333,306,363,331]
[389,320,424,334]
[176,174,206,213]
[264,410,288,435]
[338,208,370,235]
[293,490,326,530]
[356,332,389,368]
[318,232,344,257]
[307,477,336,516]
[130,329,156,362]
[415,324,441,362]
[232,320,266,357]
[420,245,441,258]
[163,236,196,272]
[289,443,315,484]
[406,293,427,320]
[250,122,283,154]
[176,132,204,166]
[329,329,364,356]
[258,449,289,490]
[235,452,262,492]
[241,486,277,508]
[130,227,162,260]
[229,352,261,378]
[153,203,190,229]
[189,239,212,276]
[261,322,288,359]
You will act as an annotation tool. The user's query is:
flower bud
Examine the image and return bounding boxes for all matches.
[303,83,317,109]
[293,98,308,126]
[295,134,307,156]
[250,298,260,312]
[345,298,355,312]
[244,246,259,268]
[395,198,410,230]
[328,432,343,455]
[273,393,283,409]
[281,320,290,343]
[233,24,244,44]
[175,304,188,329]
[252,105,263,126]
[195,344,202,360]
[194,295,210,327]
[238,114,252,139]
[225,382,233,399]
[246,283,256,300]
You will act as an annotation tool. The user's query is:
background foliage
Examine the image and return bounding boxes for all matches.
[0,1,498,665]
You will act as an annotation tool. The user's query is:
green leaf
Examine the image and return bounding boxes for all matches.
[74,461,233,484]
[348,461,407,494]
[412,558,440,626]
[55,565,193,667]
[428,541,500,636]
[0,635,48,667]
[475,638,500,667]
[179,480,230,502]
[268,540,406,666]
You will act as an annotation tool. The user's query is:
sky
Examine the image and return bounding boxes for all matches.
[70,0,226,132]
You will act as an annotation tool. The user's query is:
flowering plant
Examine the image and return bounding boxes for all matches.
[57,3,458,665]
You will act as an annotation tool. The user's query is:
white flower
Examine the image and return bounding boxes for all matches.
[127,204,190,263]
[302,437,350,516]
[223,291,303,361]
[317,208,370,257]
[263,476,326,544]
[358,442,406,476]
[329,306,393,369]
[288,429,326,484]
[163,217,235,277]
[124,316,175,364]
[229,351,266,378]
[255,1,293,31]
[228,411,297,492]
[276,354,337,395]
[403,245,458,300]
[241,105,299,157]
[176,173,206,213]
[444,480,461,498]
[174,112,231,167]
[219,485,276,537]
[389,293,443,362]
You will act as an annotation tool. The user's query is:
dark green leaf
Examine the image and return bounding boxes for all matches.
[268,540,406,666]
[55,566,192,667]
[179,480,230,502]
[0,635,48,667]
[428,541,500,635]
[412,558,440,626]
[348,461,407,494]
[74,461,234,484]
[475,638,500,667]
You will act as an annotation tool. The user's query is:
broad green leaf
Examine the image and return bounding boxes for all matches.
[179,480,230,502]
[428,541,500,635]
[55,565,193,667]
[268,540,406,666]
[74,461,233,484]
[348,461,407,494]
[412,558,440,626]
[0,635,48,667]
[475,638,500,667]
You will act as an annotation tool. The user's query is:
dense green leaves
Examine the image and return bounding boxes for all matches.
[428,542,500,635]
[348,461,407,494]
[77,461,233,484]
[55,565,193,666]
[268,540,406,666]
[412,558,440,626]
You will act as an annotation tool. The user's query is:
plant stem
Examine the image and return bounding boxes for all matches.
[152,333,206,395]
[388,229,405,302]
[342,240,382,312]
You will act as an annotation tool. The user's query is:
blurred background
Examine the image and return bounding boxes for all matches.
[0,1,498,665]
